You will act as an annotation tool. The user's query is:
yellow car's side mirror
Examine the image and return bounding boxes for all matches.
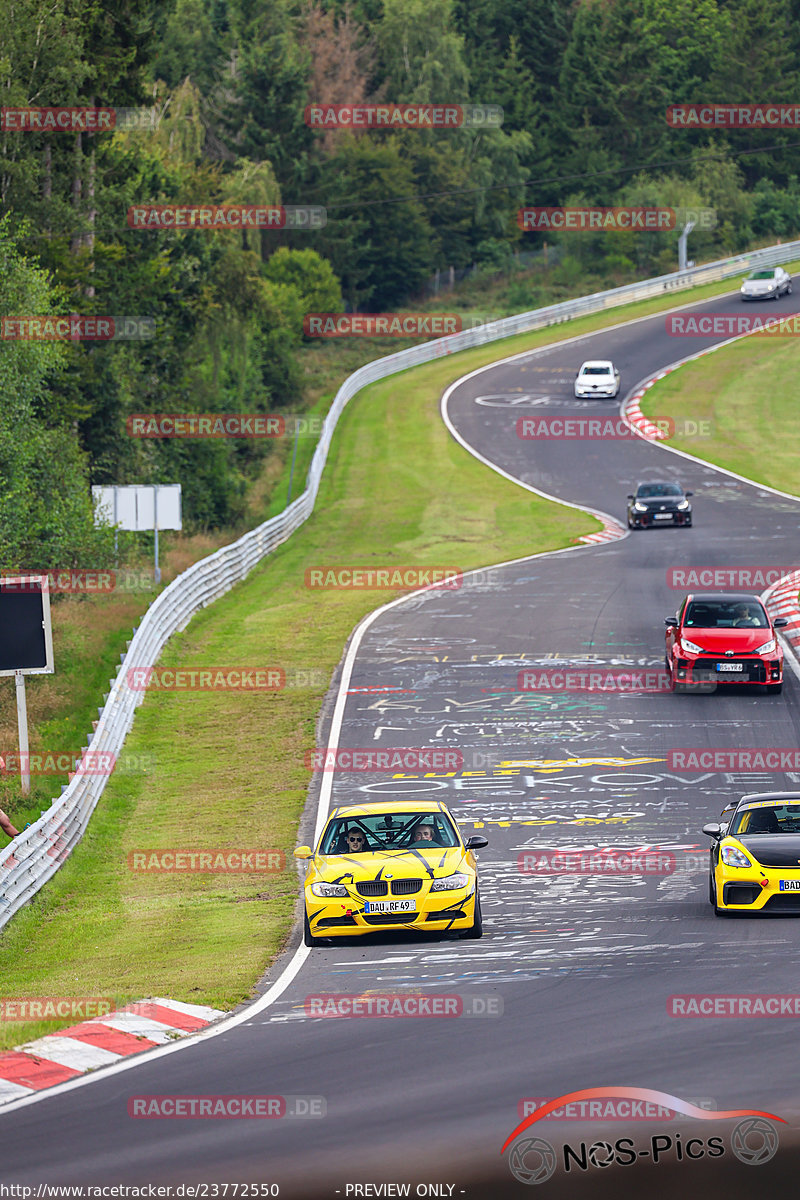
[293,845,313,860]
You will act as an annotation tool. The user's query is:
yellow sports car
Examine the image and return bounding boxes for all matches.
[293,800,487,945]
[704,791,800,914]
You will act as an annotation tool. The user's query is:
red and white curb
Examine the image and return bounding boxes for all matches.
[764,571,800,656]
[578,517,627,545]
[622,372,676,441]
[0,998,225,1105]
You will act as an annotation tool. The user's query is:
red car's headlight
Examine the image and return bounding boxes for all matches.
[681,637,704,654]
[753,638,777,656]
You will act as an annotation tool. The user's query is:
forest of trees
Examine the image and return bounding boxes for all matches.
[3,0,800,568]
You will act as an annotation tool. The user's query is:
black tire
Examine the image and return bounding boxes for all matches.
[767,682,783,695]
[462,890,483,939]
[709,874,715,903]
[303,911,321,947]
[788,282,793,295]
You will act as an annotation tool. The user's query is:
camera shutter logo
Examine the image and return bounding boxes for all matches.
[508,1137,557,1185]
[731,1117,779,1165]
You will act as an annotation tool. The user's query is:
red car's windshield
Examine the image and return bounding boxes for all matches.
[684,601,769,629]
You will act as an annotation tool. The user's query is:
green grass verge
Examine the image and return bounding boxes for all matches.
[1,257,794,1050]
[639,265,800,492]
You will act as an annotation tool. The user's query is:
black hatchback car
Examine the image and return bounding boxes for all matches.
[627,481,692,529]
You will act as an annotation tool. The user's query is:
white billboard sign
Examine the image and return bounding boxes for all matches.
[92,484,182,531]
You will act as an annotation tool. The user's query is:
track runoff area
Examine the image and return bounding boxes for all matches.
[4,282,800,1197]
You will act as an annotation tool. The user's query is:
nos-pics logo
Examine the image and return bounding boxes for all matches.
[503,1088,782,1184]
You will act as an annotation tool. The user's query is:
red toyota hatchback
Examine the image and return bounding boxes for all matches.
[665,592,788,693]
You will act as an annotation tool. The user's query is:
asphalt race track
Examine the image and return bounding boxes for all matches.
[5,287,800,1197]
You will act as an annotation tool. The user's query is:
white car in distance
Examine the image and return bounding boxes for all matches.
[740,267,792,300]
[574,359,621,399]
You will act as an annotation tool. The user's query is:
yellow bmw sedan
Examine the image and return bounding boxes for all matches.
[293,800,487,945]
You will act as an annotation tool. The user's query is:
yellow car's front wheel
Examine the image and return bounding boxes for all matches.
[460,889,483,939]
[304,911,322,947]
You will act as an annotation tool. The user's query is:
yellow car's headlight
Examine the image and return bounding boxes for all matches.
[430,872,470,891]
[311,881,348,897]
[721,846,752,869]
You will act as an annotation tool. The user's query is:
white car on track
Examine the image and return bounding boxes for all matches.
[574,360,621,399]
[740,267,792,300]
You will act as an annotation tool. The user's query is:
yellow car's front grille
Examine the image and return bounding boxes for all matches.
[356,881,387,897]
[355,879,424,897]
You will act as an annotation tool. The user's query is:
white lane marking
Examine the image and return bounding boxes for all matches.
[17,1037,121,1071]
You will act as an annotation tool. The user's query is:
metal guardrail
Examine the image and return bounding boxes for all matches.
[3,237,800,929]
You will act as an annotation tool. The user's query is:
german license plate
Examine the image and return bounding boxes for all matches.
[779,880,800,891]
[716,663,743,672]
[654,513,673,520]
[364,899,417,913]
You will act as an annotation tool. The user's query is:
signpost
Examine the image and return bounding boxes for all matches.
[92,484,182,583]
[0,576,55,795]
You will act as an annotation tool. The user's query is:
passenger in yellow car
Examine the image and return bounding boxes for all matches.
[409,823,439,847]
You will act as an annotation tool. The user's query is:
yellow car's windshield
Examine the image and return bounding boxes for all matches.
[321,811,460,854]
[731,804,800,836]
